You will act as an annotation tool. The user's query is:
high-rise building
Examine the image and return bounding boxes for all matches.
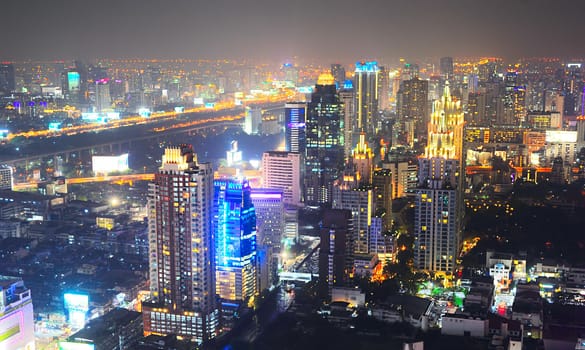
[0,165,13,191]
[95,79,111,112]
[284,103,307,154]
[398,77,429,138]
[318,209,354,299]
[332,181,374,255]
[440,57,454,81]
[304,73,345,205]
[381,159,418,199]
[213,178,257,302]
[372,168,393,230]
[339,80,356,161]
[0,64,16,94]
[352,133,374,185]
[244,106,262,135]
[0,276,35,350]
[354,61,379,136]
[378,65,390,111]
[143,145,219,344]
[331,64,346,89]
[414,83,465,273]
[262,151,302,207]
[250,188,284,289]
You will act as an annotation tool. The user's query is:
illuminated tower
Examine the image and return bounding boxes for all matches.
[352,132,374,185]
[354,61,379,136]
[304,73,345,205]
[285,103,307,154]
[95,79,111,112]
[143,145,219,344]
[0,64,15,95]
[330,64,346,88]
[339,80,356,161]
[213,178,257,302]
[414,82,465,273]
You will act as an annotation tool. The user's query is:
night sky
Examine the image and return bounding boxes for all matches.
[2,0,585,63]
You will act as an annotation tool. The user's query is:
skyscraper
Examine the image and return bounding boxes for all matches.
[398,77,429,139]
[95,79,111,112]
[318,209,354,299]
[354,61,379,136]
[304,73,345,205]
[339,80,356,161]
[331,64,346,89]
[0,64,15,95]
[414,83,465,273]
[143,145,219,344]
[0,164,13,191]
[0,276,35,350]
[213,178,257,302]
[262,151,302,207]
[284,103,307,154]
[440,57,454,81]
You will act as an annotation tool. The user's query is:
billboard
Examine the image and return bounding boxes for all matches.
[59,342,95,350]
[545,130,577,143]
[92,154,129,175]
[64,293,89,312]
[67,72,81,92]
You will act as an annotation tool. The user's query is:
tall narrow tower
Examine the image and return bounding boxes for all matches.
[354,61,379,137]
[414,82,465,273]
[143,145,219,344]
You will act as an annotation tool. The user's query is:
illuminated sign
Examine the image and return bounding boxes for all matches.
[138,108,151,117]
[92,154,129,175]
[355,61,379,73]
[250,193,282,200]
[59,342,95,350]
[0,129,9,139]
[174,106,185,113]
[67,72,81,92]
[49,122,62,131]
[205,102,216,109]
[193,97,204,105]
[64,293,89,312]
[545,130,577,143]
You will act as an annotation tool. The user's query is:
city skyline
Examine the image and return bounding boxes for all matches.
[2,0,585,63]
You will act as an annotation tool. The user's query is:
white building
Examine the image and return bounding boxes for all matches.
[0,276,35,350]
[442,314,488,337]
[262,151,301,207]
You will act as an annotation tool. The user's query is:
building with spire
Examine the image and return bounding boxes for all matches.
[143,145,219,344]
[414,82,465,273]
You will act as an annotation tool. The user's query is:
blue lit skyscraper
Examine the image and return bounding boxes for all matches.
[285,102,307,154]
[213,178,258,302]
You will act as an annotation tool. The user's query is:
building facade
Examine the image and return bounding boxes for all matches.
[143,145,219,344]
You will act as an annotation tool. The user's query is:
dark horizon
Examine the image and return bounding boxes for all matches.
[2,0,585,64]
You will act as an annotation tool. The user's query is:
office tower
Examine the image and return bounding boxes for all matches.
[372,168,392,230]
[577,115,585,153]
[352,132,374,185]
[382,158,418,199]
[213,178,257,302]
[0,165,13,190]
[398,77,429,138]
[282,63,298,85]
[284,102,307,154]
[143,146,219,344]
[332,179,374,255]
[331,63,346,88]
[440,57,454,81]
[244,106,262,135]
[354,61,379,136]
[261,151,302,207]
[378,65,390,111]
[304,73,345,205]
[503,72,526,125]
[0,64,16,94]
[414,83,464,272]
[318,209,354,298]
[0,276,35,350]
[250,188,284,289]
[339,80,356,161]
[95,79,111,112]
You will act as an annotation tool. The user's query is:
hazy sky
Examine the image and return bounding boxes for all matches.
[2,0,585,63]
